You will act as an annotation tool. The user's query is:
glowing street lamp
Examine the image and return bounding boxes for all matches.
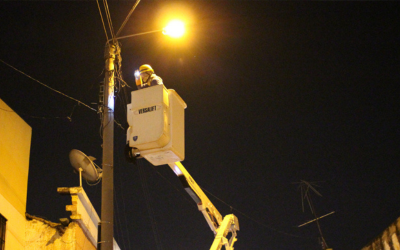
[110,20,185,42]
[162,20,185,38]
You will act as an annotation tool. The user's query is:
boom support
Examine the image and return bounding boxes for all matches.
[168,162,239,250]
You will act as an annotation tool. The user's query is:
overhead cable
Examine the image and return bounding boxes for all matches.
[149,163,315,239]
[0,107,70,120]
[138,162,163,250]
[95,0,110,43]
[114,191,127,250]
[149,164,197,208]
[200,187,316,239]
[103,0,116,43]
[115,0,141,38]
[0,59,97,112]
[115,151,132,250]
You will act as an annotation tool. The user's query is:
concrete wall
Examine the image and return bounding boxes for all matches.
[0,99,31,216]
[25,219,96,250]
[0,192,26,250]
[361,217,400,250]
[59,186,121,250]
[0,99,32,250]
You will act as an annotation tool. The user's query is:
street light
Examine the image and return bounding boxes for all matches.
[100,21,184,250]
[163,20,185,38]
[107,20,185,42]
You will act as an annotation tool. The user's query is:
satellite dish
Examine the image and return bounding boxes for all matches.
[69,149,102,184]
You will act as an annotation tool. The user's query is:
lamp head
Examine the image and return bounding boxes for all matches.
[163,20,185,38]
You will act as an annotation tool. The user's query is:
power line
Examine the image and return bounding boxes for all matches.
[115,0,141,38]
[0,107,71,121]
[114,191,126,250]
[114,153,132,250]
[200,187,315,239]
[95,0,110,43]
[0,59,97,112]
[138,161,163,250]
[114,119,125,130]
[149,164,197,209]
[148,163,314,239]
[102,0,116,43]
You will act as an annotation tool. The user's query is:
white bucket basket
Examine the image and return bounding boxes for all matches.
[127,84,186,166]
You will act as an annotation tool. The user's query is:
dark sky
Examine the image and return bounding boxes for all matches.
[1,1,400,250]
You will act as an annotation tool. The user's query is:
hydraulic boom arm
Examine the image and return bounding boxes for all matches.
[168,162,239,250]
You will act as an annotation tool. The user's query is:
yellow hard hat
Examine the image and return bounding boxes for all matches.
[139,64,154,74]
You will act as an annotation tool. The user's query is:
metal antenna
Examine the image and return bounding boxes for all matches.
[295,180,331,250]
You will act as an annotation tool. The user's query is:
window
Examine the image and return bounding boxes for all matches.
[0,214,6,250]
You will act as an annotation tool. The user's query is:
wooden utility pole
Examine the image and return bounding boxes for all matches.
[100,42,120,250]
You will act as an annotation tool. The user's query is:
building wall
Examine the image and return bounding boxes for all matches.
[0,99,31,215]
[25,219,96,250]
[0,192,26,250]
[59,186,121,250]
[0,99,120,249]
[361,217,400,250]
[0,99,32,250]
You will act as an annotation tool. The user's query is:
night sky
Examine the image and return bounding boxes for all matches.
[1,1,400,250]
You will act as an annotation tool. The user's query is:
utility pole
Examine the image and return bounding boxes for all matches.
[100,42,120,250]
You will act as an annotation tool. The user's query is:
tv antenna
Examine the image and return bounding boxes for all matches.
[69,149,102,186]
[295,180,334,250]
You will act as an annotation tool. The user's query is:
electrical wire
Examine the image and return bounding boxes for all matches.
[115,0,141,38]
[115,76,132,88]
[149,163,316,239]
[115,149,132,250]
[201,187,316,239]
[119,187,132,250]
[95,0,109,43]
[69,75,100,121]
[114,190,127,250]
[114,119,125,130]
[115,92,128,120]
[103,0,116,43]
[0,59,97,112]
[1,104,72,121]
[149,164,197,208]
[138,161,163,250]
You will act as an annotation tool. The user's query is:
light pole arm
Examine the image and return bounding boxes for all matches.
[107,29,163,43]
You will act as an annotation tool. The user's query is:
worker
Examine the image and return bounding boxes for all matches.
[135,64,163,90]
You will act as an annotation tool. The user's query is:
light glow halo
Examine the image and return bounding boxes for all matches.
[163,20,185,38]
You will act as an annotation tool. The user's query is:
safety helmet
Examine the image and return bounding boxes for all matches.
[139,64,154,75]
